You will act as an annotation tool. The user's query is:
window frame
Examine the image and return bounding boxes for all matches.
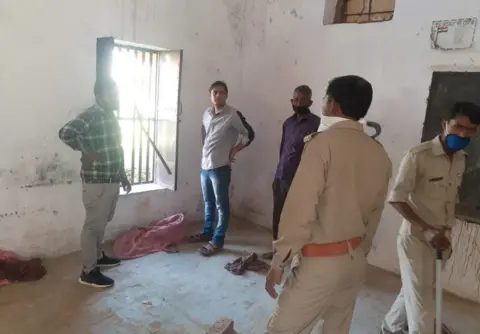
[332,0,395,24]
[96,37,182,191]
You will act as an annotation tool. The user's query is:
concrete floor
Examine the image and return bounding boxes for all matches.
[1,220,480,334]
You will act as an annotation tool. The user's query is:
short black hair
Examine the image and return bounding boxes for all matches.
[294,85,312,99]
[444,102,480,125]
[209,81,228,94]
[326,75,373,120]
[94,77,117,97]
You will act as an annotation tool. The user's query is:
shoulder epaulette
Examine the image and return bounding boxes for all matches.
[409,140,433,154]
[304,132,321,143]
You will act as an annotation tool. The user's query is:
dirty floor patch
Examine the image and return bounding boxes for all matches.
[1,221,479,334]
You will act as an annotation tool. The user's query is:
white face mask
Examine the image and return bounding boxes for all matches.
[317,115,348,132]
[319,96,349,131]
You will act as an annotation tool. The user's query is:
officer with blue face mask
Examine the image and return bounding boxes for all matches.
[382,101,480,334]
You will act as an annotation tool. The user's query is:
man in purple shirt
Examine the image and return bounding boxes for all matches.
[263,85,320,259]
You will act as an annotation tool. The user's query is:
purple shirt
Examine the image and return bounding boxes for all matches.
[274,112,321,184]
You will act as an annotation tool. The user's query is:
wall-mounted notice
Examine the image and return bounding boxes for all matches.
[430,17,477,50]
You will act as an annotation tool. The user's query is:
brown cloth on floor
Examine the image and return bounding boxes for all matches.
[0,258,46,283]
[224,252,270,275]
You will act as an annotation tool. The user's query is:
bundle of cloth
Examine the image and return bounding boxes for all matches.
[112,213,185,260]
[0,250,46,287]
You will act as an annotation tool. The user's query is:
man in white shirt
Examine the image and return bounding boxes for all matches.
[187,81,252,256]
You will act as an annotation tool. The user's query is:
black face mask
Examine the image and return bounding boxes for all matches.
[292,105,310,115]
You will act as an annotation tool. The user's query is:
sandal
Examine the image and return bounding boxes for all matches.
[198,242,223,257]
[224,253,270,275]
[185,233,212,243]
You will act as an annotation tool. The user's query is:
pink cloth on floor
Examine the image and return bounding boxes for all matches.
[112,213,185,260]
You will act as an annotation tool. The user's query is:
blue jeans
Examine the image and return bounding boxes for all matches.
[201,166,231,246]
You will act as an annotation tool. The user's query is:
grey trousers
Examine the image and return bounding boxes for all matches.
[81,183,120,272]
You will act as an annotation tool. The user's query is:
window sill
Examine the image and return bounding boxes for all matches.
[120,183,166,196]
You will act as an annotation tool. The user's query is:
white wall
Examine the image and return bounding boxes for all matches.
[0,0,246,257]
[227,0,480,303]
[1,0,480,303]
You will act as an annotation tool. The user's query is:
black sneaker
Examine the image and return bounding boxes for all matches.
[78,267,114,288]
[97,252,121,268]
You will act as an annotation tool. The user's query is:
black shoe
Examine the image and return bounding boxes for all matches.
[97,252,121,268]
[78,267,114,288]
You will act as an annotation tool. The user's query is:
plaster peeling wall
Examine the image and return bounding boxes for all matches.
[0,0,246,258]
[226,0,480,303]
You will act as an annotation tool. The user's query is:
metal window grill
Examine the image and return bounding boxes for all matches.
[338,0,394,23]
[112,44,160,186]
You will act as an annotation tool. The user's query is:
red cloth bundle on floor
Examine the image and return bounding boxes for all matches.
[0,250,46,286]
[112,213,185,260]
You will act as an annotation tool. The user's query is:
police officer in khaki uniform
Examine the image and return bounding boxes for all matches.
[264,75,392,334]
[381,102,480,334]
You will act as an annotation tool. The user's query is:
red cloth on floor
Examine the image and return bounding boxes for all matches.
[0,250,16,286]
[0,250,46,286]
[112,213,185,260]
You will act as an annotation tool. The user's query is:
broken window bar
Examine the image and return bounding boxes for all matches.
[135,106,172,175]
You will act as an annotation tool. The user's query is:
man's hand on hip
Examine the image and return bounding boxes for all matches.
[229,147,240,163]
[81,152,96,170]
[229,144,246,163]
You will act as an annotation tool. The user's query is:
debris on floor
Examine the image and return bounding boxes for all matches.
[0,250,47,286]
[112,213,185,260]
[206,318,235,334]
[164,244,180,253]
[225,252,269,275]
[261,251,273,260]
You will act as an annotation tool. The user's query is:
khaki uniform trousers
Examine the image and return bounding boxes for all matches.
[382,228,450,334]
[266,247,366,334]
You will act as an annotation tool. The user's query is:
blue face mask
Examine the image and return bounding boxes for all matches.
[445,134,470,152]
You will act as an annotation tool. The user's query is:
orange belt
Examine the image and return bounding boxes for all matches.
[302,237,362,257]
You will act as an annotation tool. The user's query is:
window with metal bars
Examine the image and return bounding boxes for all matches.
[333,0,395,24]
[96,37,182,190]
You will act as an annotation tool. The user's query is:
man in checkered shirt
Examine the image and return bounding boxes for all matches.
[59,78,131,288]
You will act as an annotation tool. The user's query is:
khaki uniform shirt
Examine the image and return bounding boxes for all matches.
[388,135,466,234]
[271,120,392,269]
